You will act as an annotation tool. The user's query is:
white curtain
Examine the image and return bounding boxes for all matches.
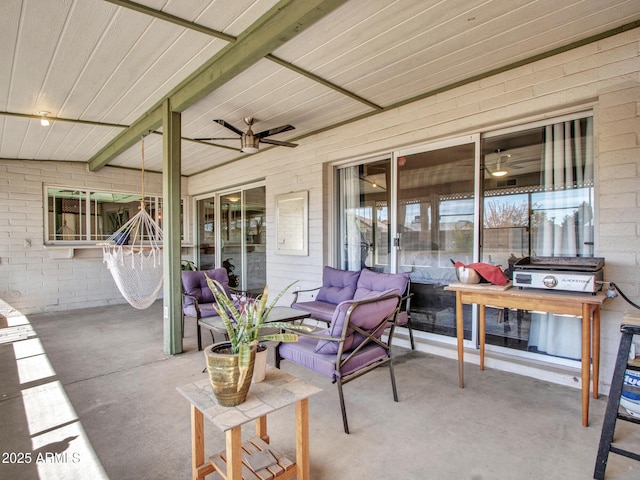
[528,117,593,359]
[340,166,364,271]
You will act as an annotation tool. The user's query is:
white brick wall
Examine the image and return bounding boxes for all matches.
[188,27,640,391]
[0,161,167,316]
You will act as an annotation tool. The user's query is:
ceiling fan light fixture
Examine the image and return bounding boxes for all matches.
[197,117,297,151]
[241,133,259,153]
[491,148,509,177]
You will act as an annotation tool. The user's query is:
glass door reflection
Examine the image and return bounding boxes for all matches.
[220,192,243,289]
[243,186,266,295]
[396,142,476,340]
[337,158,391,272]
[197,196,216,270]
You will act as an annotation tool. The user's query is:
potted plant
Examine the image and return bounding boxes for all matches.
[204,275,310,406]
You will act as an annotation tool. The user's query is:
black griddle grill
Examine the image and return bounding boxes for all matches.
[514,256,604,272]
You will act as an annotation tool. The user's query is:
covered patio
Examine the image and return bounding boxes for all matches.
[1,301,638,479]
[1,1,640,478]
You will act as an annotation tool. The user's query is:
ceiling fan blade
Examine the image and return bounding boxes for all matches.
[260,138,298,148]
[256,124,295,138]
[194,137,238,141]
[213,119,243,136]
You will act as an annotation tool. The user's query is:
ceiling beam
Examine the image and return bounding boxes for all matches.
[89,0,348,171]
[0,110,127,128]
[104,0,235,42]
[269,21,640,149]
[168,0,349,112]
[88,105,163,171]
[265,54,382,111]
[114,0,381,112]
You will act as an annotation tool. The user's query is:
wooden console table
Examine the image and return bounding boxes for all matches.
[444,282,607,427]
[177,367,321,480]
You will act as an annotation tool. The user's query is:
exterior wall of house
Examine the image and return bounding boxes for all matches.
[188,27,640,392]
[0,161,173,316]
[0,28,637,392]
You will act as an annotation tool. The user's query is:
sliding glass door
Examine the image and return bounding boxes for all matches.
[395,137,479,341]
[336,136,479,343]
[243,186,266,294]
[196,184,266,294]
[337,114,594,360]
[337,158,392,273]
[219,191,244,289]
[197,196,216,270]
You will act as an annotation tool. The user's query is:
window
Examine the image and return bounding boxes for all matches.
[45,187,184,244]
[481,114,594,359]
[335,113,594,363]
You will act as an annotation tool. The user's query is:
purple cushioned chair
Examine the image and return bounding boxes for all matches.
[181,268,232,351]
[277,270,408,434]
[358,269,415,350]
[290,266,361,323]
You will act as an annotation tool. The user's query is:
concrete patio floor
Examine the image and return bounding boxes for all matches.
[1,301,638,480]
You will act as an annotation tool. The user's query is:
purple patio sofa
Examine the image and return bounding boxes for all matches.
[291,266,414,348]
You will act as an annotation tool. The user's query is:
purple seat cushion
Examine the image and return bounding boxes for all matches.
[182,268,230,318]
[395,310,409,327]
[354,268,409,300]
[314,289,399,354]
[278,335,388,380]
[183,303,218,319]
[316,267,361,304]
[291,300,335,323]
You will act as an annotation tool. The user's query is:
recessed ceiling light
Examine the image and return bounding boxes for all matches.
[38,111,51,126]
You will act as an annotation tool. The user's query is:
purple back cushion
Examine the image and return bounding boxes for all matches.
[354,268,409,300]
[181,268,230,305]
[314,289,399,354]
[316,266,361,304]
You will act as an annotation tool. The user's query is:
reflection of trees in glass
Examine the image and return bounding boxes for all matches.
[484,199,529,228]
[452,221,473,252]
[531,200,592,229]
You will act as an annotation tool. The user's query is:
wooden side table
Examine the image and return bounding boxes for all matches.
[177,366,321,480]
[445,282,607,427]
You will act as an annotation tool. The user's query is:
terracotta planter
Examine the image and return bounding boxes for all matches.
[204,341,256,406]
[252,344,268,383]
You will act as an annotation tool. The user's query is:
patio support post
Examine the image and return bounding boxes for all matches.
[162,98,183,355]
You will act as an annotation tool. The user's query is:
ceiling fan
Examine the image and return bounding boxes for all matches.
[195,117,297,153]
[486,148,523,177]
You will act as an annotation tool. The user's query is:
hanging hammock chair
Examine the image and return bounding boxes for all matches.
[100,137,163,309]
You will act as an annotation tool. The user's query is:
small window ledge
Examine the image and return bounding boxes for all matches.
[43,243,194,258]
[44,243,108,259]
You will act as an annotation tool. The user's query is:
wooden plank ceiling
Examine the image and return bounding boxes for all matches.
[1,0,639,176]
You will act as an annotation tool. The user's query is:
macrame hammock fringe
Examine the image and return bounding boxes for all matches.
[100,136,163,309]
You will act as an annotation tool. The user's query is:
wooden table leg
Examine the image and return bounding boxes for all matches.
[191,405,205,480]
[479,304,486,371]
[225,426,242,480]
[256,415,269,443]
[456,292,464,388]
[581,303,591,427]
[295,398,310,480]
[592,305,600,399]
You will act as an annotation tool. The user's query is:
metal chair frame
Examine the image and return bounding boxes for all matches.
[277,292,402,434]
